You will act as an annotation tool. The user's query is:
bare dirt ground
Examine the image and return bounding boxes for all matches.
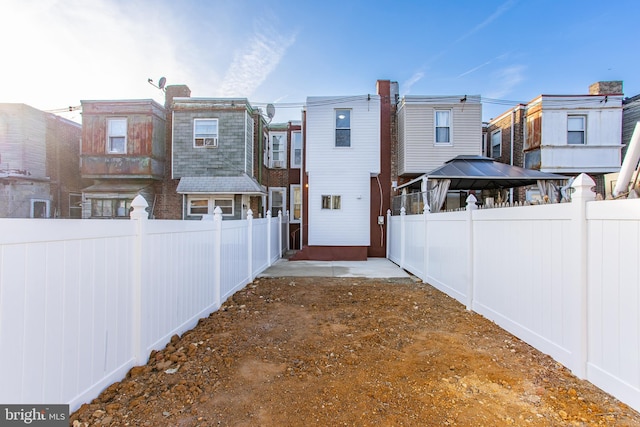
[71,277,640,426]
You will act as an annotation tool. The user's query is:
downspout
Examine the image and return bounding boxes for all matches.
[259,116,263,184]
[509,107,515,204]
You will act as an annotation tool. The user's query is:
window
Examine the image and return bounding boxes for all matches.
[321,195,341,210]
[291,131,302,168]
[31,199,49,218]
[491,130,502,158]
[435,110,451,144]
[69,193,82,218]
[187,197,234,216]
[290,185,301,222]
[269,188,286,216]
[335,109,351,147]
[269,132,287,168]
[568,116,586,144]
[194,119,218,147]
[213,198,233,216]
[107,118,127,153]
[188,199,209,215]
[91,198,131,218]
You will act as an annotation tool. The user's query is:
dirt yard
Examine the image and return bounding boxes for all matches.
[71,277,640,426]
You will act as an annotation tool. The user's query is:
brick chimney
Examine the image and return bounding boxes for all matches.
[589,81,623,95]
[164,85,191,109]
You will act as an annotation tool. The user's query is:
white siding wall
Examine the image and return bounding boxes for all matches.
[306,95,380,246]
[539,97,622,173]
[397,97,482,175]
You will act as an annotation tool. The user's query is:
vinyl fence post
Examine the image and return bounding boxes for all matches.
[286,210,291,252]
[213,206,223,309]
[400,207,406,269]
[465,193,478,311]
[247,209,254,281]
[278,210,283,258]
[422,204,430,284]
[570,173,596,379]
[130,195,148,365]
[266,210,272,266]
[386,209,392,259]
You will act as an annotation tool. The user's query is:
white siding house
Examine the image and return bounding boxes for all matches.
[305,95,381,246]
[524,95,623,174]
[397,95,482,176]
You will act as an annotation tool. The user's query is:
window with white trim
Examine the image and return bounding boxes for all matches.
[567,115,586,145]
[213,198,233,216]
[269,188,286,217]
[269,132,287,168]
[321,195,341,210]
[194,118,219,148]
[435,110,451,144]
[107,118,127,153]
[491,130,502,158]
[290,185,301,222]
[188,199,209,215]
[187,196,234,216]
[335,109,351,147]
[291,131,302,168]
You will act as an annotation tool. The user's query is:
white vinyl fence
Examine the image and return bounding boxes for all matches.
[0,197,287,412]
[388,173,640,413]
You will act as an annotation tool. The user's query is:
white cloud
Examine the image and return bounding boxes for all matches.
[402,71,425,95]
[219,21,297,98]
[485,65,526,99]
[456,0,517,44]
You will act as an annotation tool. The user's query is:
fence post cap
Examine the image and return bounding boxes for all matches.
[213,206,223,221]
[247,209,253,219]
[130,195,149,220]
[571,173,596,201]
[466,194,478,210]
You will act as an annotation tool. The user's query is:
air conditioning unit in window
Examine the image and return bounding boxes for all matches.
[203,137,218,147]
[273,160,284,169]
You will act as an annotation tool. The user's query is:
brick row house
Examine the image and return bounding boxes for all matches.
[79,99,167,218]
[11,78,636,260]
[0,103,86,218]
[260,120,303,249]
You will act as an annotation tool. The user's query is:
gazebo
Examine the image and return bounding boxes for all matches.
[395,155,569,213]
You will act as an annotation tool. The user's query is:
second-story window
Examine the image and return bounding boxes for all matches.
[491,130,502,158]
[107,118,127,153]
[269,132,286,168]
[567,116,586,145]
[435,110,451,144]
[291,131,302,168]
[335,109,351,147]
[194,119,218,148]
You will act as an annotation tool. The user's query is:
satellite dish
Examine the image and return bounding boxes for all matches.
[266,104,275,120]
[158,77,166,90]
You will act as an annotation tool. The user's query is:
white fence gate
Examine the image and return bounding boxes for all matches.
[388,174,640,413]
[0,197,287,412]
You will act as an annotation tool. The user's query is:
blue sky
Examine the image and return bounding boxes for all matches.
[2,0,639,124]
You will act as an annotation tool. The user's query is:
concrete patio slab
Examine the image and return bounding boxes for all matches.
[257,258,411,279]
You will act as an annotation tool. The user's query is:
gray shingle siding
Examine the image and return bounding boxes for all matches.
[172,109,248,178]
